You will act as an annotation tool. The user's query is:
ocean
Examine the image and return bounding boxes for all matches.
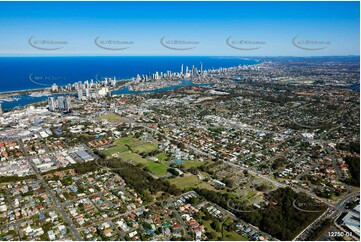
[0,56,259,93]
[0,56,259,110]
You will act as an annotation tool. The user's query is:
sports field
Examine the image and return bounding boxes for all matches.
[101,136,167,176]
[96,113,128,123]
[101,137,158,157]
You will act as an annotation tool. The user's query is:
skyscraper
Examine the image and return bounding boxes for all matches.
[48,97,56,111]
[64,96,72,112]
[87,88,91,97]
[181,64,184,75]
[78,89,83,100]
[51,83,58,92]
[57,96,65,110]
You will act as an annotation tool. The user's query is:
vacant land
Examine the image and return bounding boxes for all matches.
[96,113,128,123]
[169,174,216,191]
[183,159,205,169]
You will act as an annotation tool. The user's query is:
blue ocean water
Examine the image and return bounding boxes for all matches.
[0,56,259,110]
[0,56,258,93]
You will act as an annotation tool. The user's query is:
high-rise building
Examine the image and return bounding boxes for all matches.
[57,96,65,110]
[64,96,72,112]
[200,62,203,75]
[85,88,90,97]
[0,103,3,115]
[111,76,117,86]
[51,83,58,92]
[77,89,83,100]
[181,64,184,75]
[98,87,109,96]
[136,74,141,82]
[48,97,56,111]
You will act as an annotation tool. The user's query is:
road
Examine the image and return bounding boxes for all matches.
[18,140,82,241]
[293,191,360,241]
[127,117,361,241]
[132,119,360,209]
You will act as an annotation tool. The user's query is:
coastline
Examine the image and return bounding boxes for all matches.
[0,58,262,110]
[0,57,260,96]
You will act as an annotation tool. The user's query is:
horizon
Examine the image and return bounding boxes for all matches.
[0,55,359,58]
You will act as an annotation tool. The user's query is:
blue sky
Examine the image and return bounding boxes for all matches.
[0,1,359,56]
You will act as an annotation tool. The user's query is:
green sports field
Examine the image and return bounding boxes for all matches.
[101,136,167,176]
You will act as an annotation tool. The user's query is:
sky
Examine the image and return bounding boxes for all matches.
[0,1,359,56]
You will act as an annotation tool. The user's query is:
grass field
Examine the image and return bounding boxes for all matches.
[145,162,168,176]
[130,142,158,154]
[117,137,158,154]
[96,113,128,123]
[169,174,200,189]
[100,136,166,176]
[183,159,204,169]
[235,189,263,205]
[101,136,158,157]
[119,153,148,164]
[169,174,216,191]
[156,152,169,162]
[118,152,168,176]
[102,145,129,156]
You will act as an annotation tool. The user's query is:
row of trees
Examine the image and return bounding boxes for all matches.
[194,187,326,240]
[71,159,182,202]
[344,156,360,187]
[337,142,360,154]
[106,159,182,201]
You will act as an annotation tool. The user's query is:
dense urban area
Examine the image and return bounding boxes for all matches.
[0,57,359,241]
